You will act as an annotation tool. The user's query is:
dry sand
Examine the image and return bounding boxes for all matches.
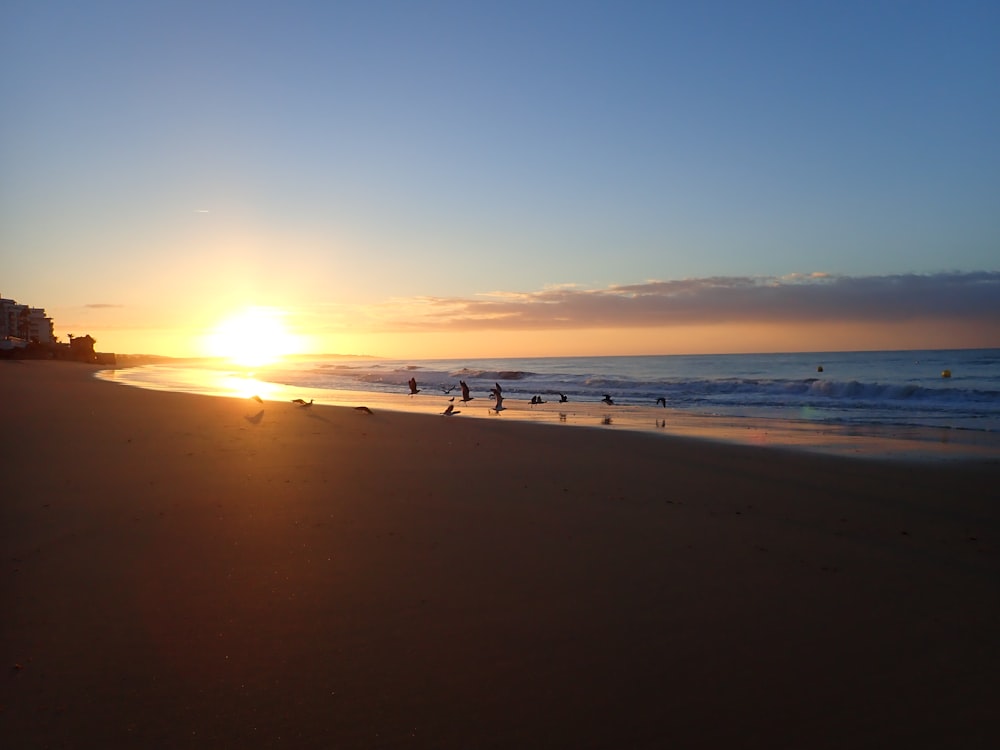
[2,360,998,748]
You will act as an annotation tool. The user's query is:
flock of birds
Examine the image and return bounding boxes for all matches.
[405,377,670,416]
[257,378,671,417]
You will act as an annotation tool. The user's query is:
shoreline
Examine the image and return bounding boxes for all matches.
[96,360,1000,462]
[4,360,999,748]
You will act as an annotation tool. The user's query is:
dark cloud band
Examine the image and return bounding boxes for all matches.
[378,272,1000,331]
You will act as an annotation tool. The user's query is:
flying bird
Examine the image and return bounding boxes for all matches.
[601,394,615,405]
[292,398,314,407]
[354,406,373,414]
[250,394,263,404]
[656,397,667,407]
[408,377,420,395]
[490,392,505,414]
[460,380,473,403]
[558,393,568,403]
[441,385,455,394]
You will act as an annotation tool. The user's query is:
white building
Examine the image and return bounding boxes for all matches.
[28,307,54,343]
[0,296,55,344]
[1,297,20,340]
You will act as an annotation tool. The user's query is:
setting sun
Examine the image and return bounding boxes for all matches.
[202,307,304,366]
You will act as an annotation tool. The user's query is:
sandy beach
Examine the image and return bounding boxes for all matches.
[2,360,998,748]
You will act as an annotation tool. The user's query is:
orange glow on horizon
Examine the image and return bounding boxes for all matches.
[65,317,997,361]
[200,307,306,366]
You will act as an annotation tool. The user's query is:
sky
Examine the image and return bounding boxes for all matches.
[2,0,998,359]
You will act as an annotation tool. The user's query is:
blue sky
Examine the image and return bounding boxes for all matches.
[2,1,998,356]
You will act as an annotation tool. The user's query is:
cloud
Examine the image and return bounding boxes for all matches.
[368,271,1000,332]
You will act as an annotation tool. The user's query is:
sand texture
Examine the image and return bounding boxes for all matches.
[2,361,999,748]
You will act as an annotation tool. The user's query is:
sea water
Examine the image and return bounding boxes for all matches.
[103,348,1000,435]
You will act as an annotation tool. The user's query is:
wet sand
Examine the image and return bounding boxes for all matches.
[96,362,1000,462]
[2,360,999,748]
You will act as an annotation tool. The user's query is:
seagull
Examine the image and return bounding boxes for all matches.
[656,397,666,407]
[558,393,568,403]
[442,403,460,416]
[354,406,373,414]
[490,392,505,414]
[441,385,455,394]
[489,382,503,400]
[530,395,545,406]
[250,394,264,404]
[460,380,473,403]
[408,377,420,395]
[292,398,314,407]
[601,394,614,405]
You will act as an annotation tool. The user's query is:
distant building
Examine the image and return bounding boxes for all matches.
[27,307,54,344]
[69,334,97,362]
[0,296,54,344]
[1,295,111,362]
[0,297,18,340]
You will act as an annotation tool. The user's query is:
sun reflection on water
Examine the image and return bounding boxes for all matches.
[97,364,289,402]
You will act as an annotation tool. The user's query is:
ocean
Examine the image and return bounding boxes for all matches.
[99,348,1000,439]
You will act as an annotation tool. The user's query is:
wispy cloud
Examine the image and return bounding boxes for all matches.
[366,272,1000,332]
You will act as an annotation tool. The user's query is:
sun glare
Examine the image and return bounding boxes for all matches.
[203,307,302,366]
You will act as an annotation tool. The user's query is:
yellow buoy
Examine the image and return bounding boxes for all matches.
[941,369,951,378]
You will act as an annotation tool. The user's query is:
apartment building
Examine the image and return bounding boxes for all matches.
[0,296,55,345]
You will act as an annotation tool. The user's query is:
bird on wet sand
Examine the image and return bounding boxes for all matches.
[490,391,505,413]
[292,398,314,407]
[354,406,373,414]
[558,393,568,403]
[408,377,420,395]
[460,380,474,403]
[602,394,614,405]
[442,403,460,416]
